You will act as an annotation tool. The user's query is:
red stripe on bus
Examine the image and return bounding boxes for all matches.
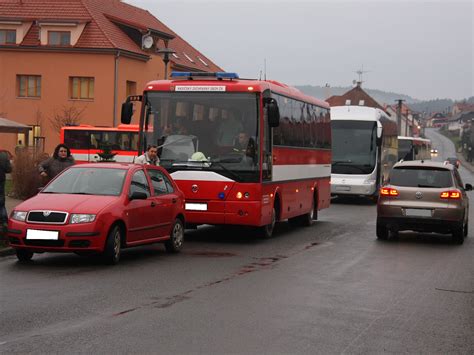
[273,147,331,165]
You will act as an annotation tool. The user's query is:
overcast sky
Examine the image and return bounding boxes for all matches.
[127,0,473,101]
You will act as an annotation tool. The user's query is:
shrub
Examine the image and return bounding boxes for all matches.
[11,150,49,200]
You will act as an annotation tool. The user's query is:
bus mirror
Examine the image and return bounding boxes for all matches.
[121,102,133,124]
[376,126,383,139]
[265,98,280,127]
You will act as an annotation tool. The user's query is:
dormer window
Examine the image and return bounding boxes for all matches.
[197,56,208,67]
[48,31,71,46]
[183,53,194,63]
[0,29,16,44]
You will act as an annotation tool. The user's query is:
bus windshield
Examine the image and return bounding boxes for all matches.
[331,120,377,174]
[142,92,260,182]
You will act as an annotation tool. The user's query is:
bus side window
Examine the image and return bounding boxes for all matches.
[118,133,130,150]
[90,132,100,149]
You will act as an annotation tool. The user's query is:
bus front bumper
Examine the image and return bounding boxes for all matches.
[331,177,377,196]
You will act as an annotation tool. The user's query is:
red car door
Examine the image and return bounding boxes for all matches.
[126,169,158,242]
[147,168,176,237]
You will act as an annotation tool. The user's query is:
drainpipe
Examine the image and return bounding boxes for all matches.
[113,50,120,127]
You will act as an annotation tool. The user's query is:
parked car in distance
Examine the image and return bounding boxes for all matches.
[377,160,471,244]
[7,163,185,264]
[430,148,438,155]
[446,157,460,169]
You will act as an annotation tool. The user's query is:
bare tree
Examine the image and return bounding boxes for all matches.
[49,105,85,132]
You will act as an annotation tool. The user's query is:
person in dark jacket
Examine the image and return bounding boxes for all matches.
[39,144,75,181]
[0,151,12,226]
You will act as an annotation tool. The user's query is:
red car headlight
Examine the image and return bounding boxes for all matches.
[70,214,96,224]
[11,211,27,222]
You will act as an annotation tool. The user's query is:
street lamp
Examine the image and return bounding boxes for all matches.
[156,47,176,80]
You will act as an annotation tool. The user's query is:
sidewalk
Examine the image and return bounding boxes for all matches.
[456,151,474,174]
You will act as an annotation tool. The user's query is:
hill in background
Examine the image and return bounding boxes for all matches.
[296,85,473,114]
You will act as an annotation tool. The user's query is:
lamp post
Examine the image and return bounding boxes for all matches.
[157,47,176,80]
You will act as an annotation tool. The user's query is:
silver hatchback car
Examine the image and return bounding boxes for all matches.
[377,160,472,244]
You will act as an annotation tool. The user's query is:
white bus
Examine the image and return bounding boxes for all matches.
[397,136,431,161]
[330,106,398,200]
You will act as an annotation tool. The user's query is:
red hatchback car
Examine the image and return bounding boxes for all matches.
[7,163,185,264]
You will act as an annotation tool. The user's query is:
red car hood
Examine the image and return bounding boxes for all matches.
[15,193,119,213]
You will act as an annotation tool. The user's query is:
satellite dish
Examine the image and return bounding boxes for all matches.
[142,35,154,49]
[352,80,357,85]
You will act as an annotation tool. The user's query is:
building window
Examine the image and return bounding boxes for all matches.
[48,31,71,46]
[70,77,94,100]
[17,75,41,98]
[0,29,16,44]
[126,81,137,97]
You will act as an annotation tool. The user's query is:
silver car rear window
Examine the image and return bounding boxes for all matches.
[390,167,452,188]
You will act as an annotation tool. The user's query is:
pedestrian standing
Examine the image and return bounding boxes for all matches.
[135,145,159,165]
[39,144,75,182]
[0,151,12,229]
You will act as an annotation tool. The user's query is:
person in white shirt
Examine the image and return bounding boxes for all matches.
[135,145,159,165]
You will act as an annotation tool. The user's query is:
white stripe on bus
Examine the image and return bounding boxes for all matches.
[170,164,330,182]
[170,170,235,182]
[272,164,331,181]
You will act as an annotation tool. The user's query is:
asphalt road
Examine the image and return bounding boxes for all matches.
[1,128,473,354]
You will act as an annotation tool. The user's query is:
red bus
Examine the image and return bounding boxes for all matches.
[61,124,139,163]
[121,72,331,237]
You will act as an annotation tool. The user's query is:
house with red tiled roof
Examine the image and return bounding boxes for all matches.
[384,104,420,137]
[452,102,474,116]
[0,0,222,153]
[326,83,386,112]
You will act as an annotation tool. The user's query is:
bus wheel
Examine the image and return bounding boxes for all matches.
[300,197,316,227]
[259,207,276,238]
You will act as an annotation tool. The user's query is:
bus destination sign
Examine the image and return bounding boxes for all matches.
[175,86,226,92]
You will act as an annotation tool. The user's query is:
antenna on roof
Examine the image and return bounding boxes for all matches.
[354,64,370,87]
[259,70,262,80]
[264,58,267,80]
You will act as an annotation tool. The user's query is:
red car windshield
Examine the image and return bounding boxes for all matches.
[42,167,127,196]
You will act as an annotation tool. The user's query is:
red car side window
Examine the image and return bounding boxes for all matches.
[130,170,150,197]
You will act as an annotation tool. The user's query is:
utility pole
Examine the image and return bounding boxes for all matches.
[395,99,405,136]
[405,109,409,136]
